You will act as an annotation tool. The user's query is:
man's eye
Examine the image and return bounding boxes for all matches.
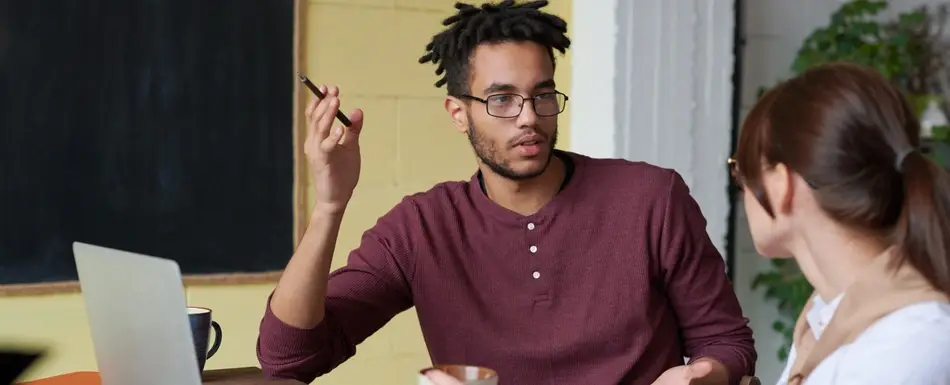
[490,95,511,104]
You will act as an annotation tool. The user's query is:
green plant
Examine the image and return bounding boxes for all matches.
[928,125,950,164]
[791,1,904,79]
[750,260,811,361]
[750,0,948,361]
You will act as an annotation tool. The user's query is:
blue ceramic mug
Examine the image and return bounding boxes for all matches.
[187,306,222,372]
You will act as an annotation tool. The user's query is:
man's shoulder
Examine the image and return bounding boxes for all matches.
[384,179,474,219]
[367,179,473,240]
[400,179,472,207]
[567,152,682,195]
[572,152,675,178]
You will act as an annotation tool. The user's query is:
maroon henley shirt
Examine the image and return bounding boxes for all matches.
[257,151,756,384]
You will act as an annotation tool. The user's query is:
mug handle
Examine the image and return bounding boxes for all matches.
[206,320,222,359]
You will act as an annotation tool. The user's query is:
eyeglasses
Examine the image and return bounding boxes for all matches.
[461,91,569,118]
[727,157,743,191]
[728,157,819,191]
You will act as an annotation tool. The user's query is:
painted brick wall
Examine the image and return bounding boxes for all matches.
[0,1,573,383]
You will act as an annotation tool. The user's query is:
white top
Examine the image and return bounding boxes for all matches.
[775,294,950,385]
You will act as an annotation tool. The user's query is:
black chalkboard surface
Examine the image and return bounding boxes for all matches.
[0,0,296,286]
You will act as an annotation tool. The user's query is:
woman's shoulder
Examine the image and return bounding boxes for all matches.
[863,300,950,338]
[827,300,950,384]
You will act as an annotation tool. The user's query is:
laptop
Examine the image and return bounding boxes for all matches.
[0,349,43,385]
[73,242,202,385]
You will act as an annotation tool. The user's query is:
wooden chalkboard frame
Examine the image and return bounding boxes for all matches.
[0,0,308,297]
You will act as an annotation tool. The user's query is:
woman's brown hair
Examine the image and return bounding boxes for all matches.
[734,62,950,294]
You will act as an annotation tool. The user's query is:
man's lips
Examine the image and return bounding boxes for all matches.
[513,134,545,147]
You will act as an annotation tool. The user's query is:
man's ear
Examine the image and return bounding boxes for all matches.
[444,96,468,134]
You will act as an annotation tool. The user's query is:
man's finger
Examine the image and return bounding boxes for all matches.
[320,125,344,152]
[314,97,338,140]
[306,84,326,120]
[305,98,320,137]
[308,85,329,130]
[687,360,714,378]
[305,98,319,120]
[338,110,364,147]
[347,108,364,135]
[424,370,463,385]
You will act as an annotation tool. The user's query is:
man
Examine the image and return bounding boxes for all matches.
[257,1,756,384]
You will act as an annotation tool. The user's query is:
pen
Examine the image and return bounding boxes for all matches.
[297,72,352,127]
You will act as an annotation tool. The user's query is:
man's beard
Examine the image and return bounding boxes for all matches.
[466,119,558,181]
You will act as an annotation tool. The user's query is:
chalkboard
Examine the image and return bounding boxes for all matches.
[0,0,299,290]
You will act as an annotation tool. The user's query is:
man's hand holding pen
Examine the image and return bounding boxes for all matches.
[302,83,364,217]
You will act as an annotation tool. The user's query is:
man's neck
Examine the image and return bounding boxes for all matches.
[480,154,567,216]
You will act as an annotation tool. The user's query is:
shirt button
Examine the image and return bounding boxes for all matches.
[527,223,535,230]
[529,245,538,253]
[532,271,540,279]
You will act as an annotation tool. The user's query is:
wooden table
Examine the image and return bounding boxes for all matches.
[19,367,304,385]
[19,366,759,385]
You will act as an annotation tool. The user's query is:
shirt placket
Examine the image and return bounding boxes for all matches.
[524,218,550,303]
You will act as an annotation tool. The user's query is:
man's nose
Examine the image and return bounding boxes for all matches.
[516,99,539,126]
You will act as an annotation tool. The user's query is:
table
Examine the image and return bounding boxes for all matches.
[19,367,304,385]
[19,367,760,384]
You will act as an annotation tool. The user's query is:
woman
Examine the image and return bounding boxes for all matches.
[732,61,950,384]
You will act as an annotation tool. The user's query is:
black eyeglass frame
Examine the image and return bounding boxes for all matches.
[460,91,569,118]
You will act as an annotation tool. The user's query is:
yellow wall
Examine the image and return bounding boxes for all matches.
[1,1,572,384]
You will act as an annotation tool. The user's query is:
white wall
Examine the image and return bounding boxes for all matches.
[571,0,735,257]
[569,0,744,370]
[734,0,947,382]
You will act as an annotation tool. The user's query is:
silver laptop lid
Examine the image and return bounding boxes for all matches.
[73,242,201,385]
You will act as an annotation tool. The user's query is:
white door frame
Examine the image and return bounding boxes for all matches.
[569,0,737,258]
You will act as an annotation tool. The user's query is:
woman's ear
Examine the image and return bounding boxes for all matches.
[770,162,796,215]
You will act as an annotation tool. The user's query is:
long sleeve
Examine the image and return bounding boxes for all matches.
[256,199,418,383]
[657,171,756,384]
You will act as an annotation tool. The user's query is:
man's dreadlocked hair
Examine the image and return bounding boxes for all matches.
[417,1,571,97]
